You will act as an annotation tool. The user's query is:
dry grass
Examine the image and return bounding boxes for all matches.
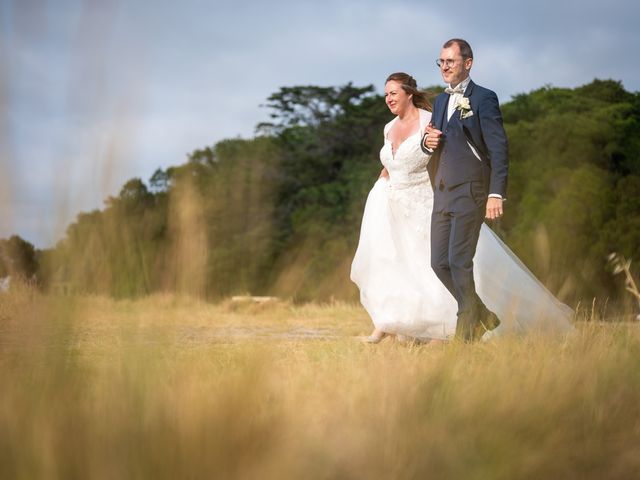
[1,289,640,479]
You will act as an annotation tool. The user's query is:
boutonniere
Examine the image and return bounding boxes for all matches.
[456,97,473,119]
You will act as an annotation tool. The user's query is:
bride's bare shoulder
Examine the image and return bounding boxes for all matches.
[418,109,432,131]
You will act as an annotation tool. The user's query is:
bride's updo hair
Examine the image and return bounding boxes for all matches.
[385,72,432,111]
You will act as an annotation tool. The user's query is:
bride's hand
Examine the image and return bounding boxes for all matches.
[379,167,389,179]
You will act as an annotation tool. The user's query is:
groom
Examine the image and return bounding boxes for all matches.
[422,38,508,342]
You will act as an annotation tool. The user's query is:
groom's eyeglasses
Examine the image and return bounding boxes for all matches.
[436,58,461,68]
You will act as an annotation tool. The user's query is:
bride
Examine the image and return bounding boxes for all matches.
[350,72,573,343]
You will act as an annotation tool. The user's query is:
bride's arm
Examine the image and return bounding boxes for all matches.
[379,167,389,179]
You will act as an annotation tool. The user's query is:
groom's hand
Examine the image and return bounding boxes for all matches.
[424,123,443,151]
[485,197,503,220]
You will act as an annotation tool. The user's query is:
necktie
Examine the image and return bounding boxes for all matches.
[445,84,465,95]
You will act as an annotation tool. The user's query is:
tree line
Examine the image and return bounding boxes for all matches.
[4,79,640,312]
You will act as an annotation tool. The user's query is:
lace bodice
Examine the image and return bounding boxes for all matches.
[380,109,432,189]
[378,109,433,236]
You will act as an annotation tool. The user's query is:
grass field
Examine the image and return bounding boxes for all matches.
[1,286,640,479]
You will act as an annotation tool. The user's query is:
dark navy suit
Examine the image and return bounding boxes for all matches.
[421,79,508,341]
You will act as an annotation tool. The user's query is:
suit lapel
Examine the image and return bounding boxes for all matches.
[439,79,473,130]
[438,93,448,130]
[464,79,475,97]
[455,79,474,126]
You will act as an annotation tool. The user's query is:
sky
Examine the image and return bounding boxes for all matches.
[1,0,639,248]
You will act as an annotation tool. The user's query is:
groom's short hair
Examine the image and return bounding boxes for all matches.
[443,38,473,59]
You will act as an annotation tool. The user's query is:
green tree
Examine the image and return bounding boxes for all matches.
[0,235,38,279]
[38,79,640,308]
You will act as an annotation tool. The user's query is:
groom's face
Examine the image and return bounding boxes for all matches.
[439,44,472,87]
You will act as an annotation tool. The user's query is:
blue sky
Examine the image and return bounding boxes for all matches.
[1,0,639,248]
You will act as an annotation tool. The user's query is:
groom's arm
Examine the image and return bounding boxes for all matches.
[421,131,432,154]
[422,96,445,154]
[478,90,508,199]
[422,124,443,154]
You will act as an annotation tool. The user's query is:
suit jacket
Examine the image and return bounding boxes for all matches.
[422,79,508,198]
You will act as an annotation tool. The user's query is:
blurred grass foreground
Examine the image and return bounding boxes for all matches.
[2,286,640,479]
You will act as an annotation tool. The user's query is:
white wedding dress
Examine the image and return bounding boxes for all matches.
[350,109,573,340]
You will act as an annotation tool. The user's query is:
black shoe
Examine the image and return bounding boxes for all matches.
[472,311,501,341]
[482,311,501,331]
[455,312,475,343]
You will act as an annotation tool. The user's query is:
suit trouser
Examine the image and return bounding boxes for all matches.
[430,181,487,339]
